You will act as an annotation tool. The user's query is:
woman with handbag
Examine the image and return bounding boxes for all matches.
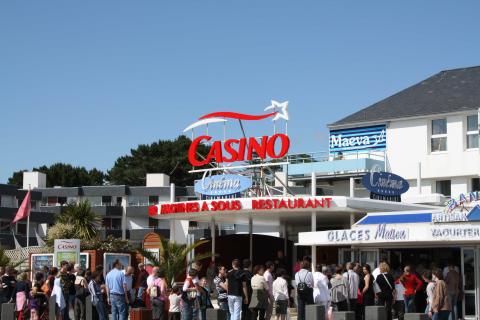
[375,262,395,320]
[149,269,168,320]
[249,265,269,320]
[182,268,201,320]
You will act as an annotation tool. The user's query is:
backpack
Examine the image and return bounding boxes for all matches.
[297,271,312,299]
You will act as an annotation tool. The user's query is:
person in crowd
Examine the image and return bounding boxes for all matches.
[105,259,128,320]
[148,266,160,287]
[11,272,31,320]
[375,262,395,320]
[393,278,406,320]
[343,262,359,313]
[330,265,349,311]
[206,261,216,296]
[2,266,17,304]
[149,268,167,320]
[250,264,269,320]
[430,269,451,320]
[198,276,213,320]
[361,264,375,307]
[74,268,88,320]
[214,265,230,320]
[263,261,275,320]
[30,272,48,320]
[74,264,81,276]
[88,271,108,320]
[294,260,314,320]
[445,263,459,320]
[44,267,58,297]
[168,286,181,320]
[0,266,5,304]
[123,266,135,309]
[67,264,77,319]
[213,266,230,320]
[241,259,253,320]
[95,265,105,285]
[354,264,364,320]
[313,264,330,318]
[181,268,201,320]
[52,272,66,320]
[272,268,289,320]
[274,250,287,272]
[423,270,436,316]
[399,265,423,313]
[59,261,74,320]
[136,263,149,307]
[226,259,248,320]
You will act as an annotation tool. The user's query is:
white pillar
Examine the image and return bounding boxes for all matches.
[349,177,355,197]
[417,162,422,194]
[350,212,355,227]
[311,172,317,272]
[121,196,128,240]
[211,218,216,262]
[170,183,175,202]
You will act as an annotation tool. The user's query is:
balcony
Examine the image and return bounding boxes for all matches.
[286,151,386,178]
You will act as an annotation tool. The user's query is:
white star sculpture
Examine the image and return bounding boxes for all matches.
[264,100,289,121]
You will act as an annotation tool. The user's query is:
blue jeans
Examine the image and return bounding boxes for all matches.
[111,294,128,320]
[219,300,231,320]
[228,296,243,320]
[95,296,108,320]
[448,294,457,320]
[62,295,71,320]
[404,295,415,313]
[181,299,196,320]
[433,310,450,320]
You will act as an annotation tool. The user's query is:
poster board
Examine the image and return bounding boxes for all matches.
[31,253,53,279]
[54,239,81,267]
[103,253,131,277]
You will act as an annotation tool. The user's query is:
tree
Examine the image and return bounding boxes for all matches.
[138,238,212,286]
[8,163,105,187]
[46,200,102,245]
[108,135,209,186]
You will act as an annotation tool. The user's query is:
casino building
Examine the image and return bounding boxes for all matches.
[10,66,480,317]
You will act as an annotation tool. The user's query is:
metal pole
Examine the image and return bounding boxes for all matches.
[211,218,216,262]
[26,185,31,248]
[249,216,253,263]
[311,172,317,272]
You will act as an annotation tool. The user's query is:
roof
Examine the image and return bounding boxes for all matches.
[330,66,480,128]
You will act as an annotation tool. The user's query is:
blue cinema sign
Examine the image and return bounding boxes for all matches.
[194,174,252,197]
[329,125,386,153]
[362,171,409,196]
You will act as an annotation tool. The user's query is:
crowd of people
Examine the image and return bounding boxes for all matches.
[0,252,463,320]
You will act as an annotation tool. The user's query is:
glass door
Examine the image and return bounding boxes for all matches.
[359,249,379,269]
[461,248,477,319]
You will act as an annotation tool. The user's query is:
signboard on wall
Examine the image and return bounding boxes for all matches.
[194,174,252,198]
[329,125,386,154]
[362,171,409,202]
[53,239,80,267]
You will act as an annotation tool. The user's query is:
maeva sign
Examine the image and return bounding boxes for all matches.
[362,171,409,196]
[54,239,80,267]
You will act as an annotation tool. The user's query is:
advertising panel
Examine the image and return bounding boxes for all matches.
[53,239,81,267]
[329,125,386,154]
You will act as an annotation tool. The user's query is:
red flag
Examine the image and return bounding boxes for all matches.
[13,190,31,224]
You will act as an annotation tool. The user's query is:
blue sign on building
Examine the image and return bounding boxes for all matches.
[329,125,386,154]
[194,174,252,197]
[362,171,409,197]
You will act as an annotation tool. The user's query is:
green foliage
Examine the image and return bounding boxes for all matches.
[0,247,11,267]
[46,201,101,245]
[8,163,105,187]
[138,238,212,286]
[82,235,133,252]
[107,135,209,186]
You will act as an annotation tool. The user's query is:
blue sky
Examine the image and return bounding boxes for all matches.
[1,1,479,183]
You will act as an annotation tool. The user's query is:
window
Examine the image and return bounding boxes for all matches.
[149,218,158,228]
[436,180,451,197]
[431,119,447,152]
[467,115,479,149]
[17,223,27,235]
[102,217,122,230]
[116,197,123,206]
[149,196,159,205]
[472,178,480,192]
[102,196,112,205]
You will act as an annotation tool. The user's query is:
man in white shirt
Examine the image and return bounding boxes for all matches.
[263,261,275,320]
[343,262,359,313]
[272,269,289,320]
[294,260,314,320]
[147,266,159,287]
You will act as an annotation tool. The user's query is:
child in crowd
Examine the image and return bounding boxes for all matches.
[168,286,181,320]
[393,279,406,320]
